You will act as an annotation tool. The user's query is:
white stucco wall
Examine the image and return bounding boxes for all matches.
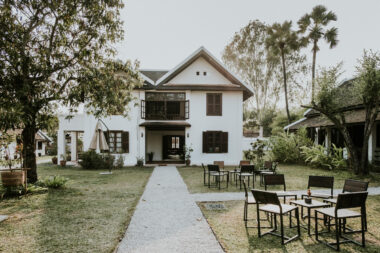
[169,57,233,85]
[186,91,243,165]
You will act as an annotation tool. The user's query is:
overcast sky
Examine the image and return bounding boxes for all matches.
[115,0,380,80]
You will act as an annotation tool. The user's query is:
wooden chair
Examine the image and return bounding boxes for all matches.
[264,174,297,203]
[238,165,255,189]
[315,191,368,251]
[301,175,334,200]
[324,179,369,231]
[230,160,251,185]
[207,164,228,190]
[259,161,277,186]
[251,189,300,245]
[243,180,256,228]
[213,161,224,170]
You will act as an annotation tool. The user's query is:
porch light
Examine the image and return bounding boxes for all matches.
[187,133,189,138]
[141,132,144,138]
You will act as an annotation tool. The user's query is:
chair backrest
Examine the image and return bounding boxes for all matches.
[214,161,224,169]
[264,174,286,191]
[308,175,334,196]
[336,192,368,211]
[240,165,254,173]
[251,189,280,206]
[264,161,273,170]
[240,160,250,166]
[343,179,369,193]
[201,163,207,172]
[208,164,219,172]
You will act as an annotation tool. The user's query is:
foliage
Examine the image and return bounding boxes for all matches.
[183,145,194,160]
[115,154,125,169]
[266,21,307,122]
[36,175,69,189]
[79,150,115,170]
[271,109,305,135]
[223,20,281,123]
[301,144,347,170]
[259,108,276,137]
[244,140,267,166]
[298,5,338,101]
[267,127,313,163]
[0,1,143,182]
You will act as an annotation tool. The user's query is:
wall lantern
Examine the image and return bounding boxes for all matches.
[187,133,189,138]
[141,132,144,138]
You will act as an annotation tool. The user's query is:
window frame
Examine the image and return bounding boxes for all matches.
[202,131,228,153]
[206,93,222,116]
[106,131,129,154]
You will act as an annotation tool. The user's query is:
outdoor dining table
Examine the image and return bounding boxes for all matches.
[290,199,330,235]
[259,170,275,186]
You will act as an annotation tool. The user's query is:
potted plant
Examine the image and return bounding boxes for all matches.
[147,152,154,162]
[60,154,66,166]
[183,145,193,166]
[52,156,58,164]
[136,156,144,167]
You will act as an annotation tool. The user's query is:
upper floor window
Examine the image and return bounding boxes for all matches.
[206,93,222,116]
[142,92,189,120]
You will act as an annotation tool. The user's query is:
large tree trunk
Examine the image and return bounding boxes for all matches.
[22,123,38,183]
[340,127,361,174]
[311,41,317,102]
[281,50,291,123]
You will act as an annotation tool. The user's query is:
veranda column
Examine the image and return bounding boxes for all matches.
[57,130,65,163]
[71,132,77,161]
[325,128,332,151]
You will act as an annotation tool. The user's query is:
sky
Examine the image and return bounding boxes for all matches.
[115,0,380,81]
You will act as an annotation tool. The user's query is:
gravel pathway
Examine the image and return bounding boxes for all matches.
[117,166,223,253]
[192,187,380,202]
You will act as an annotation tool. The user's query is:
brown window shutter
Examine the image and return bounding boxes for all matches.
[122,132,129,153]
[206,94,214,115]
[202,132,208,153]
[221,132,228,153]
[104,131,109,145]
[215,94,222,115]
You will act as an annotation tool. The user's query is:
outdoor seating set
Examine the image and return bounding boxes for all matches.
[243,174,369,251]
[202,160,277,190]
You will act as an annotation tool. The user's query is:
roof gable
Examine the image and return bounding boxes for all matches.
[155,47,253,100]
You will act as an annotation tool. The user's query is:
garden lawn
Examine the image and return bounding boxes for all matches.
[200,196,380,253]
[0,163,152,253]
[178,164,380,193]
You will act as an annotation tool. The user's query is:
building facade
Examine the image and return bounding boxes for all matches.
[58,47,253,165]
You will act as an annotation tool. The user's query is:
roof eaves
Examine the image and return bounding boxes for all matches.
[284,117,307,130]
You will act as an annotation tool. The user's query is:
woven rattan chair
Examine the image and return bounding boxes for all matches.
[264,174,297,203]
[252,189,300,245]
[315,191,368,251]
[207,164,228,190]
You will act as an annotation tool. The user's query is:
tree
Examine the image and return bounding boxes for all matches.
[298,5,338,102]
[304,51,380,175]
[0,1,142,182]
[266,21,304,123]
[223,20,281,125]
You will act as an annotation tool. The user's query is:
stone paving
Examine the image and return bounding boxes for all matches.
[117,166,223,253]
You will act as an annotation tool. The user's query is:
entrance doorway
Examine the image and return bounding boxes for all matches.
[162,135,184,160]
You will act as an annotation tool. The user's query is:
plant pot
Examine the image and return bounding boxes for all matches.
[60,160,66,166]
[52,157,58,164]
[185,159,191,166]
[148,153,154,162]
[1,171,25,187]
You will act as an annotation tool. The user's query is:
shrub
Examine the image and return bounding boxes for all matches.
[115,154,125,169]
[79,150,115,170]
[267,127,313,163]
[136,157,144,167]
[36,176,69,189]
[244,139,267,166]
[301,144,347,170]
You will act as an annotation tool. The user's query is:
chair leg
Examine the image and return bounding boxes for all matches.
[315,210,318,241]
[361,215,366,247]
[280,213,284,245]
[296,208,300,237]
[244,201,247,227]
[335,217,340,251]
[256,205,261,237]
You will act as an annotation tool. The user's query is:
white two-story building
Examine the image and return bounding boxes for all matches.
[58,47,253,165]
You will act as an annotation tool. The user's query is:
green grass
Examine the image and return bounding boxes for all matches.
[178,164,380,193]
[0,163,152,253]
[200,196,380,253]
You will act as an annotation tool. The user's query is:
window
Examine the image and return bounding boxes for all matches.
[203,71,207,76]
[196,71,200,76]
[206,93,222,116]
[202,131,228,153]
[171,136,180,149]
[37,141,43,150]
[105,131,129,153]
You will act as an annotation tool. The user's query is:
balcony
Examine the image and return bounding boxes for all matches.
[141,100,189,120]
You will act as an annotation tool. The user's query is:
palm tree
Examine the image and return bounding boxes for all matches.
[266,21,301,123]
[298,5,338,102]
